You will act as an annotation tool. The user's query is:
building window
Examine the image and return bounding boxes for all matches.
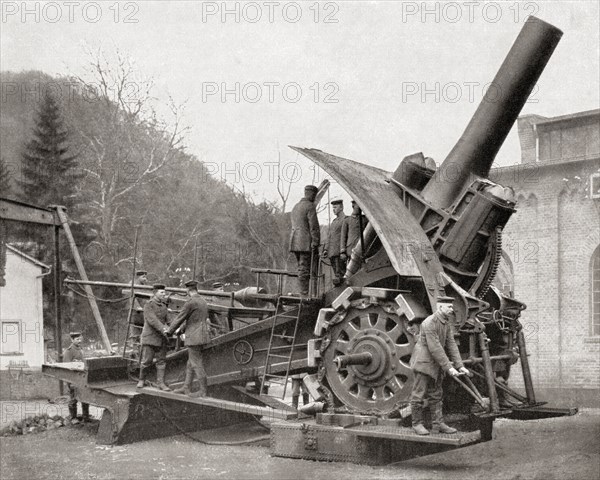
[593,246,600,337]
[1,321,22,355]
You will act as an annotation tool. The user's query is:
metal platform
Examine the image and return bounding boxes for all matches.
[43,359,297,445]
[270,420,482,465]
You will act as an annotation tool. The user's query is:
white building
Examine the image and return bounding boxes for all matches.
[0,245,50,370]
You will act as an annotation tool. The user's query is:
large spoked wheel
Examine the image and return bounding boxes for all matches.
[322,303,416,414]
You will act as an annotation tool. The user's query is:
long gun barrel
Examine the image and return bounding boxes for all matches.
[64,278,278,303]
[421,16,563,209]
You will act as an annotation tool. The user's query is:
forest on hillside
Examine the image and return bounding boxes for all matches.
[0,54,292,345]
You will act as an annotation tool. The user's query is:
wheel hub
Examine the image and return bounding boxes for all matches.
[347,329,390,383]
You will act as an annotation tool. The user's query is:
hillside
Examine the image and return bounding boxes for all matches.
[0,70,291,341]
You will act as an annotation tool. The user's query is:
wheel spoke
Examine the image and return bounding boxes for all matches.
[395,344,412,359]
[374,314,388,331]
[344,322,360,339]
[360,314,371,330]
[341,375,355,389]
[335,339,349,354]
[396,363,413,377]
[374,385,386,400]
[357,384,371,400]
[387,325,402,342]
[391,375,407,391]
[367,312,378,327]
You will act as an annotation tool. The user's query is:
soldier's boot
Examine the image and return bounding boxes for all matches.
[196,376,208,398]
[173,368,193,395]
[156,366,172,391]
[137,366,147,389]
[411,404,430,436]
[302,393,310,406]
[81,403,91,422]
[431,402,457,434]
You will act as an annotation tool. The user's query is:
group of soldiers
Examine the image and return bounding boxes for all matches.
[135,280,210,397]
[63,185,468,435]
[289,184,467,435]
[289,184,368,295]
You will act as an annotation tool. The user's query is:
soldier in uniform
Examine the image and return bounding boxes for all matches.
[63,332,90,423]
[289,185,320,295]
[137,284,172,391]
[409,298,469,435]
[166,280,210,397]
[135,270,148,285]
[323,199,346,286]
[340,200,367,265]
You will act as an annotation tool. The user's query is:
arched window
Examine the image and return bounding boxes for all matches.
[592,245,600,336]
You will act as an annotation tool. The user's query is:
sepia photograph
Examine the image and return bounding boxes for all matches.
[0,1,599,479]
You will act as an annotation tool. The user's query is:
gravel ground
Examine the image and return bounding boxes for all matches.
[1,409,598,480]
[0,399,104,428]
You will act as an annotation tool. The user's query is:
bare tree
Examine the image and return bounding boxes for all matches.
[68,47,188,263]
[276,148,294,213]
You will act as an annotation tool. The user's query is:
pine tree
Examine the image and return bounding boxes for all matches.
[19,91,80,208]
[0,156,11,197]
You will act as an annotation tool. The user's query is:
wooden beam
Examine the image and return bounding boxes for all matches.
[0,198,59,226]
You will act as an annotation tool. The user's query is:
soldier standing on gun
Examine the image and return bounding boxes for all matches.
[63,332,90,423]
[166,280,210,397]
[410,298,469,435]
[289,185,320,295]
[340,200,367,265]
[137,284,172,391]
[323,199,346,286]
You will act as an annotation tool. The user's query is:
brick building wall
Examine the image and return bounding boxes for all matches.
[490,109,600,407]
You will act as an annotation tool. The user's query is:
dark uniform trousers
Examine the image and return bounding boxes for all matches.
[410,371,443,407]
[68,385,89,417]
[294,252,317,295]
[329,255,346,284]
[187,346,207,391]
[140,343,167,376]
[63,345,89,418]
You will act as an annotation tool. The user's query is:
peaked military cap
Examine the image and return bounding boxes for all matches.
[69,332,82,338]
[304,185,318,193]
[135,270,147,276]
[153,283,166,290]
[331,199,343,205]
[212,281,224,289]
[185,280,199,288]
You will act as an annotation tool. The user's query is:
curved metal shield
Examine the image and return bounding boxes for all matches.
[291,147,445,306]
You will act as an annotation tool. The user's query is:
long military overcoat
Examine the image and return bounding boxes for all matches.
[340,214,367,254]
[410,310,464,379]
[141,297,169,347]
[289,198,320,253]
[326,214,346,257]
[167,295,210,346]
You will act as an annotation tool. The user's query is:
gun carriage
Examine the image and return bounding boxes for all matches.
[40,16,576,465]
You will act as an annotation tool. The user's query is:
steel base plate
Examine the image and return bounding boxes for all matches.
[270,421,482,465]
